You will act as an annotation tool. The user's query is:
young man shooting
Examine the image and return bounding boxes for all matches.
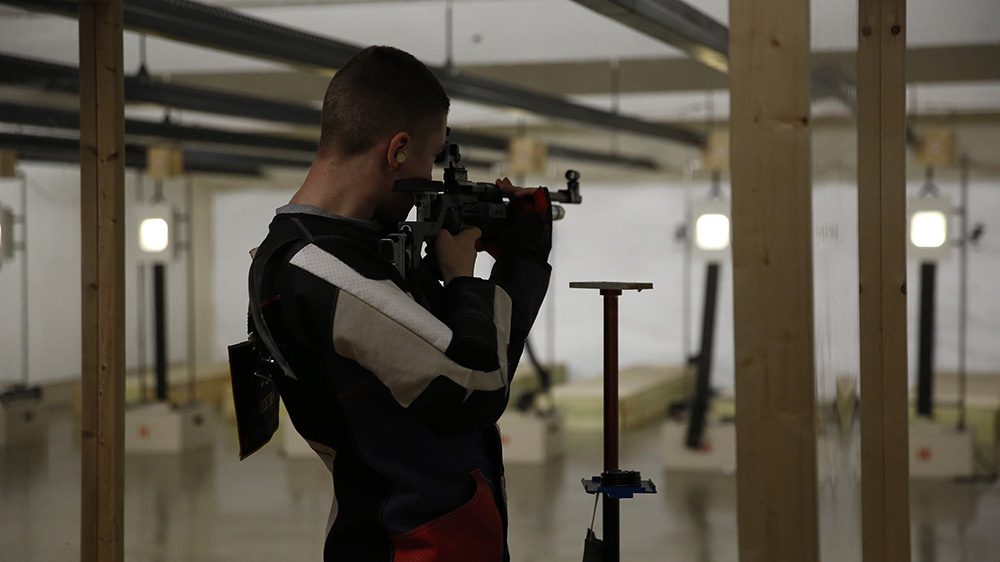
[248,45,552,561]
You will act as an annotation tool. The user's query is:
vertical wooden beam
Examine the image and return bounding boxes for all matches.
[858,0,911,560]
[729,0,819,560]
[79,1,126,561]
[191,180,216,370]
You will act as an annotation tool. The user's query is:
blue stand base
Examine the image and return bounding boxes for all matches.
[582,471,657,500]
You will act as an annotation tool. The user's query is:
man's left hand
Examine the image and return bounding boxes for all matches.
[495,177,536,199]
[483,177,553,264]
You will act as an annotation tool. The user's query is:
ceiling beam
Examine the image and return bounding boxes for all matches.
[0,132,268,176]
[165,43,1000,101]
[0,54,660,170]
[462,44,1000,95]
[571,0,923,145]
[0,53,320,124]
[0,0,704,146]
[0,101,318,151]
[0,100,498,169]
[572,0,728,73]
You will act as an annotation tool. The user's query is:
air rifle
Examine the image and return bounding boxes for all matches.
[381,130,582,278]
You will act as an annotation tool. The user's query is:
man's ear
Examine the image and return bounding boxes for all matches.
[387,132,410,171]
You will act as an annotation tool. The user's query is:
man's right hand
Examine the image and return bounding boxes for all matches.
[435,227,481,284]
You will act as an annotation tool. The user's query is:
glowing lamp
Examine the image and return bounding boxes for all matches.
[691,199,731,259]
[695,213,731,251]
[910,211,947,249]
[908,197,951,261]
[136,203,174,262]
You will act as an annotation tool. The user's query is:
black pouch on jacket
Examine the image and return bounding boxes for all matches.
[227,340,279,460]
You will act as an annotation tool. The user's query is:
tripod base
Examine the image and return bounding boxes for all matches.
[580,471,656,562]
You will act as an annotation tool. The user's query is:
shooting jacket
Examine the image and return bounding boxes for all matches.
[253,207,550,562]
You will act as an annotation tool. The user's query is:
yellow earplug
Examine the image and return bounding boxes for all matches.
[395,151,407,164]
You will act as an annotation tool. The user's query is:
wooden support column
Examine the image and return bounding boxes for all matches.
[191,179,215,370]
[858,0,911,560]
[729,0,819,560]
[79,1,126,561]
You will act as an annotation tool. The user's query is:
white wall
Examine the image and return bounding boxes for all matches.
[211,185,294,359]
[7,164,997,393]
[810,179,1000,400]
[0,163,191,385]
[539,181,729,380]
[812,182,863,400]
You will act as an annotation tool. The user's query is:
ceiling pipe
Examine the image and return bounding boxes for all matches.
[0,101,503,169]
[0,53,660,170]
[0,0,704,147]
[0,131,271,176]
[0,101,315,151]
[572,0,921,147]
[573,0,728,73]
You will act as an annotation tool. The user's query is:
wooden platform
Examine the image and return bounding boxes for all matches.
[551,364,693,431]
[73,363,232,417]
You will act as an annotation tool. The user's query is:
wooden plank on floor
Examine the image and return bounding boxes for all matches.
[857,0,911,560]
[729,0,819,560]
[79,1,126,561]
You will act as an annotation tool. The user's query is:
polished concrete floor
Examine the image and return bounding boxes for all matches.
[2,408,999,562]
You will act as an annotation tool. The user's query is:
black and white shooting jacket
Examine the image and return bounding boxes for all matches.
[252,206,550,562]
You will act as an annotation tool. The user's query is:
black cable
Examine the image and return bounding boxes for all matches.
[516,338,552,412]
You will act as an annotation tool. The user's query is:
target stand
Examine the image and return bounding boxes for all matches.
[570,282,657,562]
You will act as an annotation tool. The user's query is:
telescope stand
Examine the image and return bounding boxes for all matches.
[570,282,657,562]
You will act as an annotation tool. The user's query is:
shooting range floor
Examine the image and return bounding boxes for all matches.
[2,408,1000,561]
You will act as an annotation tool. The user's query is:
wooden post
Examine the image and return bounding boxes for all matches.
[858,0,911,560]
[79,1,126,561]
[729,0,819,560]
[191,180,216,370]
